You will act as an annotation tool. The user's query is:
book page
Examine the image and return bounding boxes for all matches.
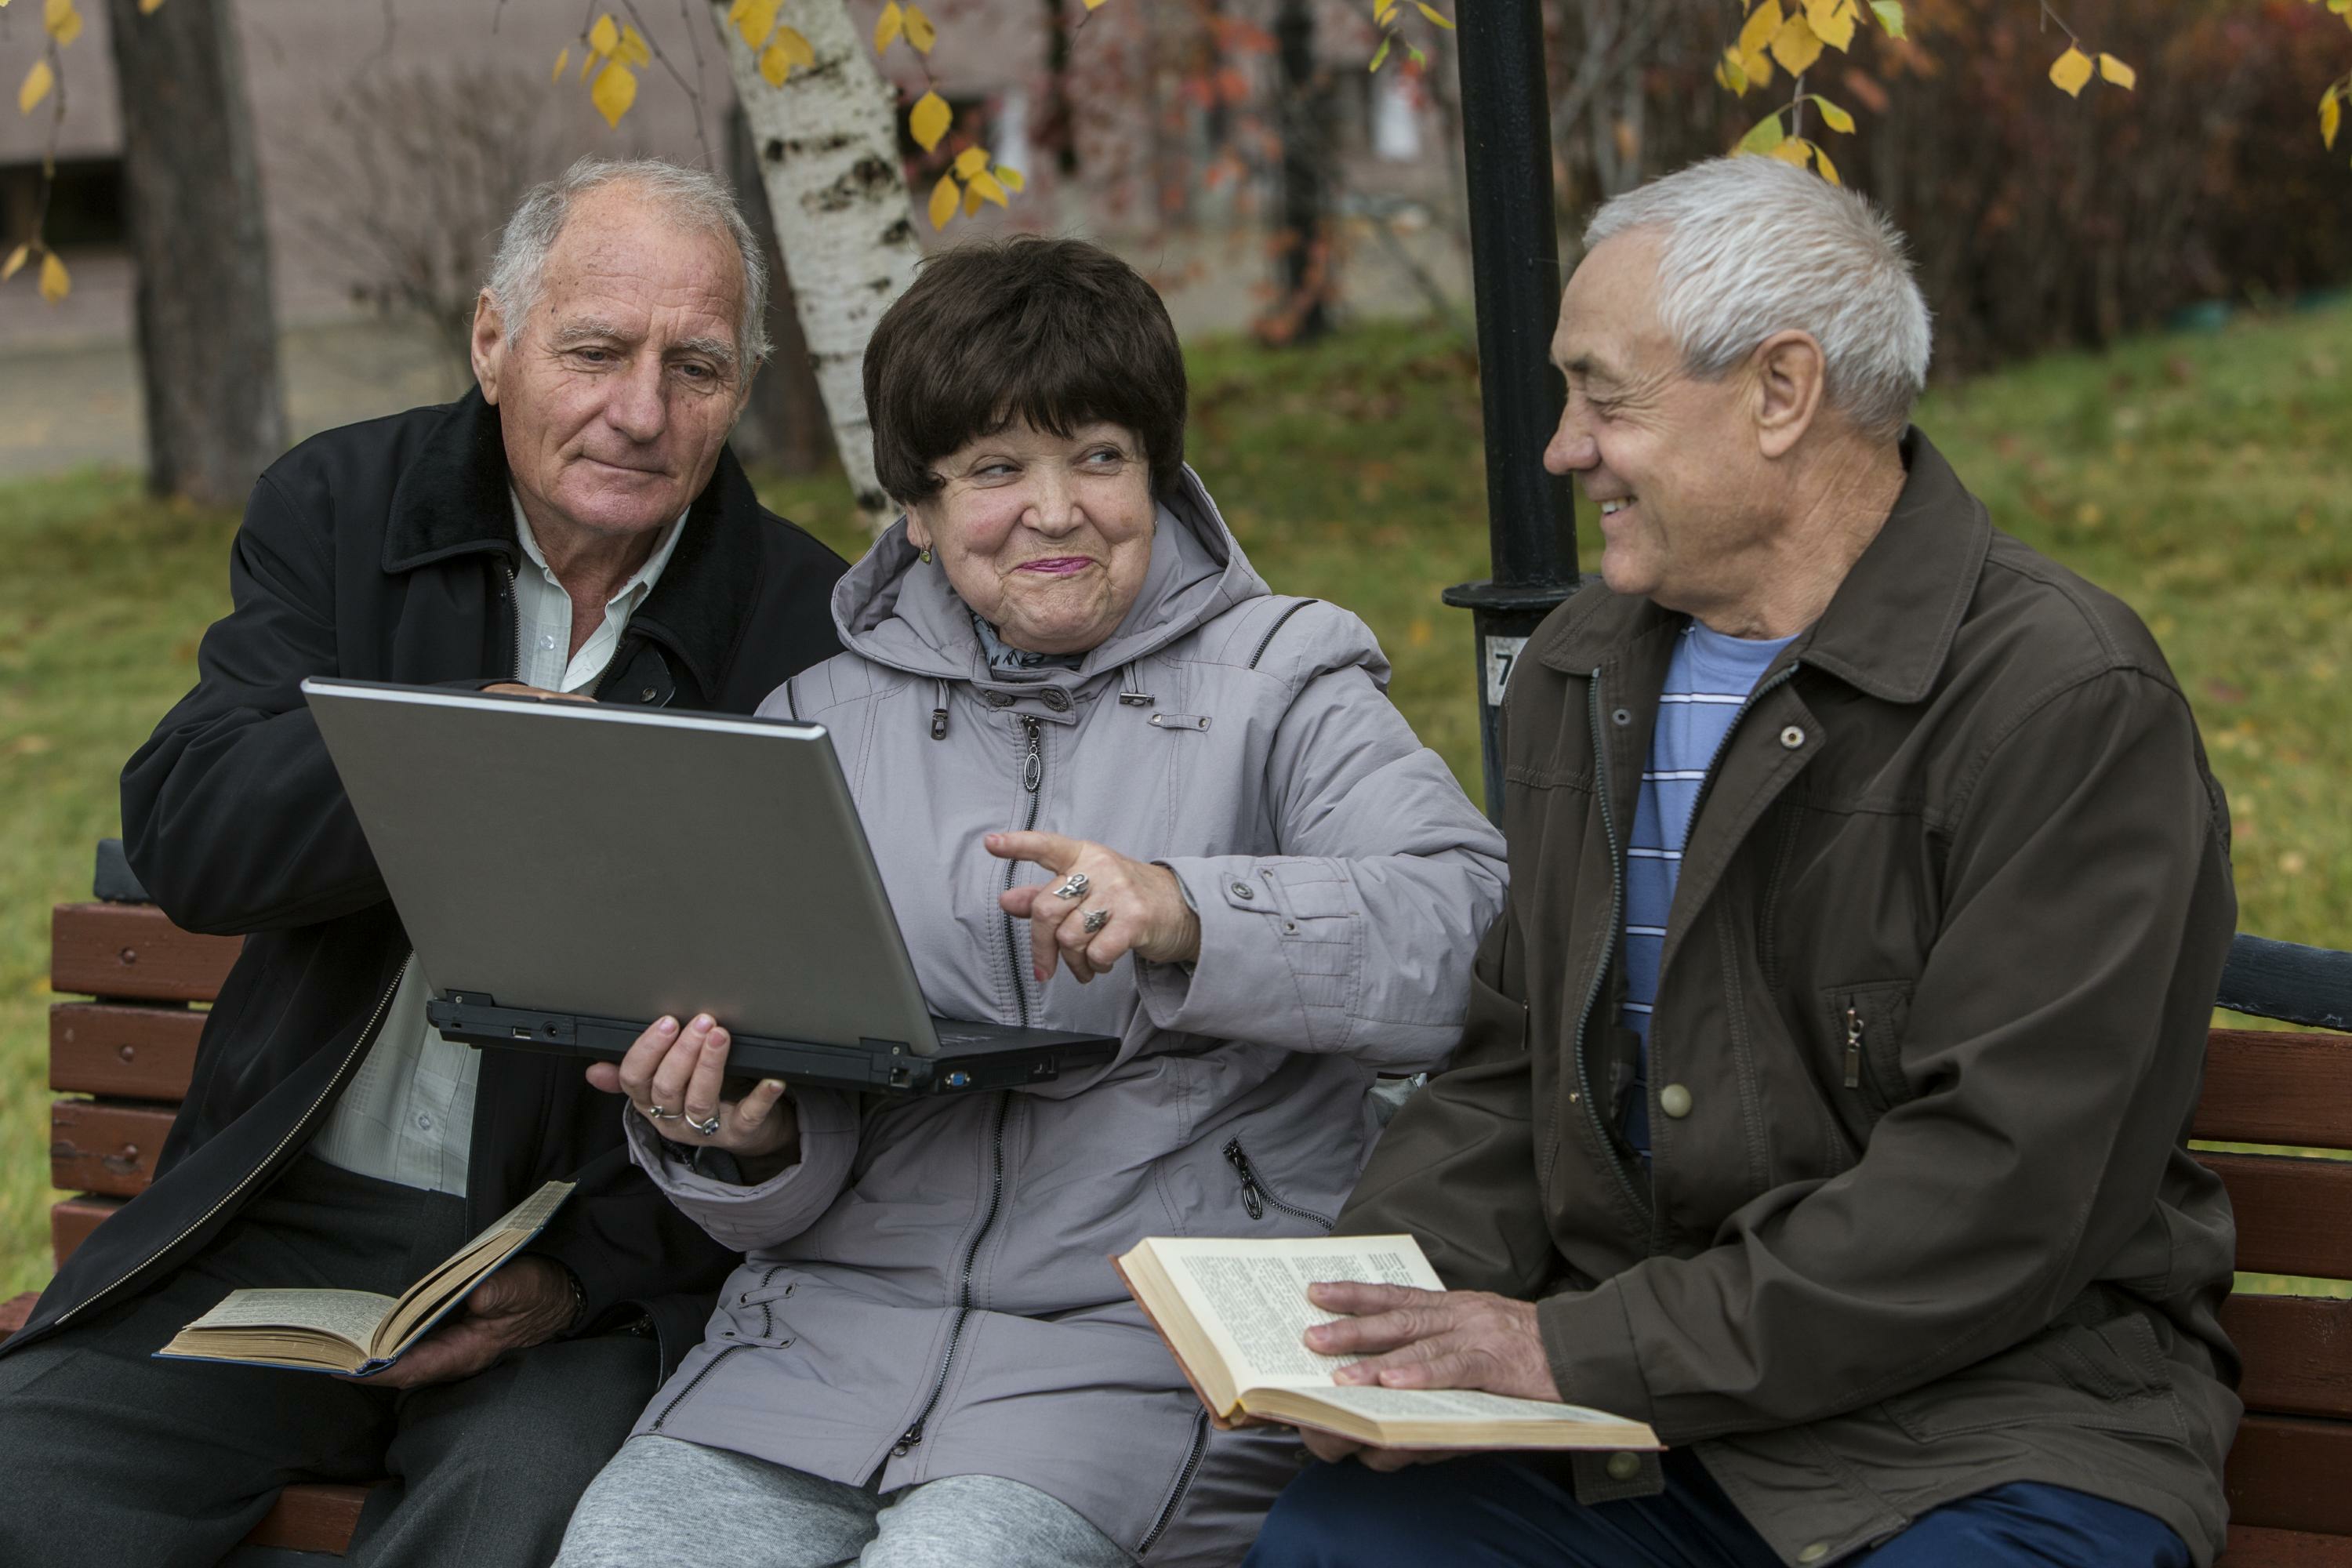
[1152,1236,1442,1390]
[379,1179,575,1353]
[1294,1383,1630,1425]
[181,1289,397,1351]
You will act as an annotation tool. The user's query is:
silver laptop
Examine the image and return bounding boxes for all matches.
[301,677,1116,1095]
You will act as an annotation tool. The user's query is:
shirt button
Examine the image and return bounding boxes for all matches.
[416,1113,434,1131]
[984,691,1014,709]
[1780,725,1806,749]
[1605,1450,1642,1481]
[540,633,557,650]
[1042,688,1071,712]
[1612,707,1633,727]
[1798,1545,1831,1565]
[1230,881,1255,900]
[1659,1083,1693,1120]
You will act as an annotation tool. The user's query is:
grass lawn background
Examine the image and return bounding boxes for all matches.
[3,305,2347,1299]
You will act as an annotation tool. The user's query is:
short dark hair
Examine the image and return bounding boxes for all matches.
[865,237,1188,506]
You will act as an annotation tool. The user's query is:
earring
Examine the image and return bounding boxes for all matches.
[920,546,934,564]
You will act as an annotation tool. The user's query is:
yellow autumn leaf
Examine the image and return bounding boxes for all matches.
[997,164,1026,192]
[0,243,25,281]
[953,146,991,179]
[963,183,982,218]
[760,27,814,82]
[909,89,952,153]
[45,0,80,47]
[1083,0,1108,10]
[552,46,571,83]
[590,60,637,126]
[969,169,1008,206]
[618,24,652,67]
[2049,45,2092,98]
[874,1,903,53]
[1769,136,1812,168]
[1805,0,1855,52]
[1414,2,1454,28]
[19,60,52,115]
[1737,0,1782,65]
[903,5,936,53]
[733,0,779,49]
[2325,90,2343,152]
[1715,47,1748,95]
[1813,143,1842,184]
[1769,10,1824,75]
[760,40,792,84]
[38,249,67,302]
[1813,94,1854,132]
[927,172,960,230]
[1868,0,1904,37]
[1737,111,1786,155]
[2096,53,2136,90]
[140,0,165,12]
[1740,45,1775,93]
[1369,36,1392,71]
[1374,0,1396,22]
[587,13,619,56]
[777,27,814,66]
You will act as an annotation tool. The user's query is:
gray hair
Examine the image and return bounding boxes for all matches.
[485,156,772,381]
[1583,157,1931,441]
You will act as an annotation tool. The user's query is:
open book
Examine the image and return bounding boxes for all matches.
[1116,1233,1661,1451]
[155,1181,574,1377]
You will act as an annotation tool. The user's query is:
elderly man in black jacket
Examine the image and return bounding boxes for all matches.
[0,158,845,1567]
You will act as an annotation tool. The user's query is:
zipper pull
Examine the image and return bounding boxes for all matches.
[1224,1139,1265,1220]
[893,1421,924,1456]
[1843,1007,1864,1090]
[1022,717,1042,793]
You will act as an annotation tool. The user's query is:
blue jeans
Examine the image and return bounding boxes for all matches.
[1243,1449,2190,1568]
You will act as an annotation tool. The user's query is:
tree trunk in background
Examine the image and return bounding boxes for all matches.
[726,103,832,477]
[1269,0,1332,343]
[105,0,285,506]
[713,0,923,534]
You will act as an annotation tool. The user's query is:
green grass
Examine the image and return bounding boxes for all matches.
[4,306,2348,1301]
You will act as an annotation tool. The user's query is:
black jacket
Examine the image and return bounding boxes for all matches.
[9,391,847,1370]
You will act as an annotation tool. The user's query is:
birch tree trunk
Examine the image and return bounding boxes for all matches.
[712,0,924,534]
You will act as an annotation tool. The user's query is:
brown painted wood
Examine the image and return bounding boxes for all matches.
[49,1101,176,1199]
[2220,1526,2352,1566]
[0,1291,32,1345]
[50,1194,121,1266]
[49,1002,204,1100]
[2204,1152,2352,1280]
[2227,1414,2352,1536]
[2201,1029,2352,1151]
[51,903,241,1004]
[2225,1295,2352,1421]
[241,1482,374,1555]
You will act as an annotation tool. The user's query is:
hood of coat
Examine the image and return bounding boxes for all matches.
[829,464,1269,685]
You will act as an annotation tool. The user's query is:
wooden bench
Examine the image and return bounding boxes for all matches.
[6,885,2350,1563]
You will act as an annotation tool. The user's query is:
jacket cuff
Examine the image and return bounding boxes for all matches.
[622,1090,858,1253]
[1138,856,1356,1051]
[1537,1276,1658,1429]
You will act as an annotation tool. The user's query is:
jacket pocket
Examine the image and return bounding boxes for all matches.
[1821,979,1915,1116]
[1883,1309,2188,1444]
[1223,1138,1336,1231]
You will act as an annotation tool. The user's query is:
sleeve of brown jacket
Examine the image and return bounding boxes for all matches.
[1361,666,2235,1443]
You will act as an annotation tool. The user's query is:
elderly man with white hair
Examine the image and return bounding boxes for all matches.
[1245,156,2238,1567]
[0,158,844,1567]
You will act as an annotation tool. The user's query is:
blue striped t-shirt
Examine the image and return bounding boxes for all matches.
[1622,621,1797,1156]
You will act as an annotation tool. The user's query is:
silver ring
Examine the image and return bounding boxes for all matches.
[645,1104,680,1120]
[686,1112,723,1137]
[1081,909,1110,934]
[1054,873,1091,900]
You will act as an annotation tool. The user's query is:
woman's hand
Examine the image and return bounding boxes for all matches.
[988,829,1202,985]
[584,1014,800,1167]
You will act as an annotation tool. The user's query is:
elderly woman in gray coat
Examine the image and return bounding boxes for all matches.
[555,238,1505,1568]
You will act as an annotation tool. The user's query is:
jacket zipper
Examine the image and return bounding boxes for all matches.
[53,955,411,1330]
[1685,661,1802,827]
[1224,1138,1334,1229]
[1844,1006,1865,1090]
[998,716,1044,1029]
[648,1341,753,1431]
[1572,674,1651,1229]
[499,560,523,678]
[1138,1410,1211,1555]
[893,1091,1013,1456]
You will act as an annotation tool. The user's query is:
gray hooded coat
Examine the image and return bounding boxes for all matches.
[619,470,1506,1563]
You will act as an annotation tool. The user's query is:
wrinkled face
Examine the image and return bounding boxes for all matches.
[472,183,750,543]
[1544,229,1775,612]
[906,420,1158,655]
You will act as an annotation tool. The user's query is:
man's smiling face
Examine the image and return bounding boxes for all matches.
[1543,228,1779,612]
[473,181,750,545]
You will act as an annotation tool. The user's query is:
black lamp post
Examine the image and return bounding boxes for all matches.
[1441,0,1581,819]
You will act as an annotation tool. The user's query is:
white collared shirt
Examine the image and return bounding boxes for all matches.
[310,495,686,1196]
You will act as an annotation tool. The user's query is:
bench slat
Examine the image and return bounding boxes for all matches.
[2220,1525,2352,1566]
[2226,1414,2352,1536]
[2222,1294,2352,1421]
[51,902,241,1005]
[50,1002,205,1100]
[2204,1152,2352,1281]
[49,1101,175,1199]
[2198,1030,2352,1152]
[51,1193,121,1266]
[241,1482,373,1556]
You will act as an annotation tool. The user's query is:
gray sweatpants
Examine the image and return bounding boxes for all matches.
[557,1434,1133,1568]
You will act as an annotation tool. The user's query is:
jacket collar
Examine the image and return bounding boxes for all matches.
[380,387,766,701]
[1537,427,1990,703]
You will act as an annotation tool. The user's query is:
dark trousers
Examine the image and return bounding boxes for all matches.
[0,1156,657,1568]
[1243,1448,2192,1568]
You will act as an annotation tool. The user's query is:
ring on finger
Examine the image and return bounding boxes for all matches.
[686,1112,723,1137]
[1081,908,1110,935]
[644,1103,680,1120]
[1054,873,1091,900]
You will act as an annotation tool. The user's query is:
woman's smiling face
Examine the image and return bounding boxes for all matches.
[906,419,1160,655]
